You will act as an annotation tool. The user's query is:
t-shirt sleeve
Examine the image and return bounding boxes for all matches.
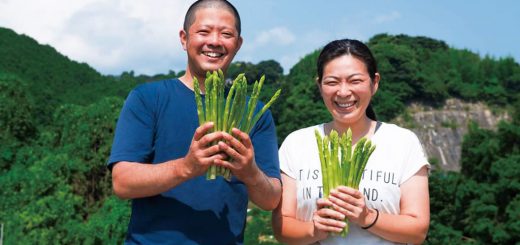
[400,131,430,184]
[107,86,155,170]
[278,134,296,180]
[249,107,281,180]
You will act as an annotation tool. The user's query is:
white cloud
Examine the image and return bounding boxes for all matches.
[374,11,401,24]
[0,0,97,41]
[252,27,295,47]
[0,0,193,75]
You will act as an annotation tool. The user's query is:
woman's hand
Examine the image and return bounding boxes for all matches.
[312,197,347,238]
[329,186,375,227]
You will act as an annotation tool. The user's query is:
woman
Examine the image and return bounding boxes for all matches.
[272,39,430,244]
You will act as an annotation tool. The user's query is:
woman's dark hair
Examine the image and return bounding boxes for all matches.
[184,0,241,35]
[316,39,378,120]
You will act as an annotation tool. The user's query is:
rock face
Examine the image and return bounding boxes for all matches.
[393,99,509,171]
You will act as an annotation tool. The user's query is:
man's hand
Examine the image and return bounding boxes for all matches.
[181,122,226,179]
[214,127,260,184]
[214,127,281,210]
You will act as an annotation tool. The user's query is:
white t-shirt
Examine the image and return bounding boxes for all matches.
[279,122,430,245]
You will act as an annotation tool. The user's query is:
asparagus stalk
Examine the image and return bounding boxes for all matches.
[192,70,282,180]
[315,129,326,198]
[248,88,281,133]
[193,77,205,125]
[314,128,377,237]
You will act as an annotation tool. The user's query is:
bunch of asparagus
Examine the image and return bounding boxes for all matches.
[193,70,281,180]
[314,128,376,236]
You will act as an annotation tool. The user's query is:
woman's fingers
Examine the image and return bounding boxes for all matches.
[313,208,346,234]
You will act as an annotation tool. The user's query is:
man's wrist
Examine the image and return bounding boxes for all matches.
[242,164,264,187]
[171,158,191,181]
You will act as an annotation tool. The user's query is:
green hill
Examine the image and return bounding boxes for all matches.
[0,27,137,123]
[0,26,518,244]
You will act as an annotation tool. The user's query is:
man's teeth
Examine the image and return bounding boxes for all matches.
[336,102,355,108]
[204,52,223,58]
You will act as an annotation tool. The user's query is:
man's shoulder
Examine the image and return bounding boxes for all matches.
[133,78,179,95]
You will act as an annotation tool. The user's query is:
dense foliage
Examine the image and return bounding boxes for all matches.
[276,34,520,141]
[0,27,519,244]
[427,119,520,244]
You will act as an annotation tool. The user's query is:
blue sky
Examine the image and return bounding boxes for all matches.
[1,0,519,75]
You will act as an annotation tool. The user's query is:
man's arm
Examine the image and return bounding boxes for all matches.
[112,122,226,199]
[215,128,281,210]
[241,164,281,211]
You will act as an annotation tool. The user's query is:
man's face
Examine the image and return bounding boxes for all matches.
[180,7,242,78]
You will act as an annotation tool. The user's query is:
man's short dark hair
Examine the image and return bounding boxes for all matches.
[183,0,241,35]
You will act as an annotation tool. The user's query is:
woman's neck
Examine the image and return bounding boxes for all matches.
[325,117,376,144]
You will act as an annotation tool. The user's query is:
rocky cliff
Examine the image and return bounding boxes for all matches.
[393,99,510,171]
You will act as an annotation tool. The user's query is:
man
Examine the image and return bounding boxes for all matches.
[108,0,281,244]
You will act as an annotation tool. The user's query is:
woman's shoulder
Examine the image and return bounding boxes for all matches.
[284,124,323,140]
[280,124,324,148]
[377,122,420,142]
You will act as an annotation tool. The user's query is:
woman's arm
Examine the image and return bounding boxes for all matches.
[272,174,323,245]
[367,165,430,243]
[329,165,430,244]
[272,174,345,245]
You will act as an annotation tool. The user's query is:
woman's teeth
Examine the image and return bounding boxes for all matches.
[336,101,355,108]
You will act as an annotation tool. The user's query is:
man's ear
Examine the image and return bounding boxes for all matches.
[180,29,188,51]
[236,36,243,52]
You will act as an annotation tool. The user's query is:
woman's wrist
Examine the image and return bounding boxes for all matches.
[361,208,379,230]
[311,219,328,241]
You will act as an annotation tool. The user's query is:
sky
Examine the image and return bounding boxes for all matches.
[1,0,519,76]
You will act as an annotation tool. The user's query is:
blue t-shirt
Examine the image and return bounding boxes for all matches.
[108,79,281,244]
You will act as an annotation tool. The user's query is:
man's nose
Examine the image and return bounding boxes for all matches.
[207,32,222,46]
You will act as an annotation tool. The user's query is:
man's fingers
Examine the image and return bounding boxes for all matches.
[193,122,214,141]
[202,144,223,157]
[213,158,233,169]
[198,131,224,147]
[217,141,241,160]
[220,134,247,155]
[231,128,253,148]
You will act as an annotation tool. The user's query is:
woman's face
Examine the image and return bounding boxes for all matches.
[319,54,379,126]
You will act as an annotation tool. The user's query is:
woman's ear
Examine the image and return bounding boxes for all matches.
[371,73,380,96]
[316,77,322,93]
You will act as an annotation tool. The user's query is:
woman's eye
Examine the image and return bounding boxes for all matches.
[324,81,338,86]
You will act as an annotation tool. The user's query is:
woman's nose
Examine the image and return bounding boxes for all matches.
[337,83,351,97]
